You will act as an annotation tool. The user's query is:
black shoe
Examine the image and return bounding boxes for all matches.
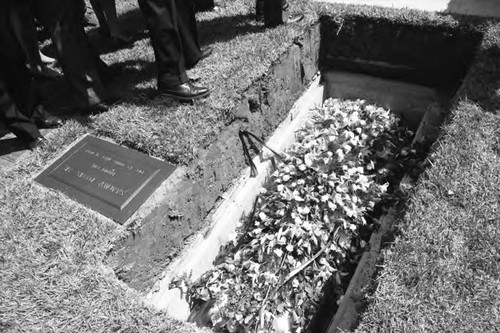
[27,64,62,80]
[158,81,210,101]
[27,136,48,150]
[32,105,63,129]
[79,101,111,115]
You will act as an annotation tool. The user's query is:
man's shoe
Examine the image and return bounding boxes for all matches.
[27,64,62,80]
[27,136,48,150]
[32,105,63,129]
[79,101,111,115]
[158,81,210,101]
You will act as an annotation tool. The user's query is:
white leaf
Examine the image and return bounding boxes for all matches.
[304,153,313,167]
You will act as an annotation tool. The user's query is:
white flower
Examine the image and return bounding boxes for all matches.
[273,312,291,333]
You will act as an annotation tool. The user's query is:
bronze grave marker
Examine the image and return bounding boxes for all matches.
[35,135,176,224]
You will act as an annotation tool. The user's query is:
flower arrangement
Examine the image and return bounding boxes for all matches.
[188,98,413,333]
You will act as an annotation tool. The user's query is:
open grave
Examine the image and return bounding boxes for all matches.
[94,6,484,333]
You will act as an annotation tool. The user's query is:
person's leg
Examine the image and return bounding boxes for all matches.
[89,0,129,43]
[33,0,110,110]
[0,5,42,145]
[0,2,37,120]
[88,0,109,34]
[192,0,215,12]
[7,2,42,70]
[0,79,42,145]
[5,2,61,80]
[137,0,209,100]
[262,0,303,27]
[137,0,188,87]
[175,0,202,67]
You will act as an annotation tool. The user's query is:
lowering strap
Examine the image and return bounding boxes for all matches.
[238,129,283,177]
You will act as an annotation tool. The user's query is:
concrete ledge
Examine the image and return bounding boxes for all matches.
[107,24,321,291]
[145,76,324,320]
[326,209,397,333]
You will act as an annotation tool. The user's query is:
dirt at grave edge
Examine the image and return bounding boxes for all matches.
[107,24,321,292]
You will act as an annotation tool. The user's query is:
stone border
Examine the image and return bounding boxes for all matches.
[146,75,324,320]
[326,209,397,333]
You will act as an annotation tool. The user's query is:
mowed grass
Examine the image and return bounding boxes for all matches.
[0,122,211,332]
[93,0,318,164]
[356,103,500,332]
[3,1,500,332]
[0,0,318,332]
[355,23,500,333]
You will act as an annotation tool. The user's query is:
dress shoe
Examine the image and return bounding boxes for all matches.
[27,64,62,80]
[27,136,48,150]
[78,101,111,115]
[77,91,119,115]
[158,81,210,101]
[32,105,63,129]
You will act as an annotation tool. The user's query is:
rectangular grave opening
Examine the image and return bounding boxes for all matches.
[310,14,484,333]
[103,12,485,333]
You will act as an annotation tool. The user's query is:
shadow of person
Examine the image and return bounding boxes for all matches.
[0,136,30,157]
[446,0,500,18]
[85,8,266,56]
[39,10,266,111]
[0,6,270,159]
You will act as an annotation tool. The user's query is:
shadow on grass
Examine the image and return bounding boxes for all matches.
[0,9,265,158]
[460,43,500,113]
[87,11,266,101]
[66,10,264,103]
[87,9,265,54]
[0,137,27,157]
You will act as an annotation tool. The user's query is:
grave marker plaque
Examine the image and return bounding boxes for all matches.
[35,135,176,224]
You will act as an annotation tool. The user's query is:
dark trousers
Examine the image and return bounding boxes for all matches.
[0,2,41,141]
[257,0,288,27]
[7,0,43,71]
[137,0,201,86]
[0,80,41,142]
[32,0,107,107]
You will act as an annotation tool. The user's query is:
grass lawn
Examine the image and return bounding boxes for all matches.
[355,21,500,333]
[2,0,500,332]
[90,0,318,164]
[1,0,318,331]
